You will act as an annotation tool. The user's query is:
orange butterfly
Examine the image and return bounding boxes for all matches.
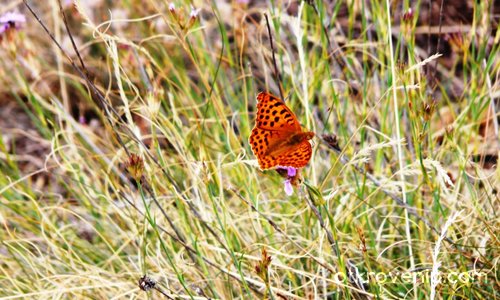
[249,92,314,170]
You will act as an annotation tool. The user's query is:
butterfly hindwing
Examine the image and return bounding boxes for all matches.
[249,127,287,169]
[275,140,312,168]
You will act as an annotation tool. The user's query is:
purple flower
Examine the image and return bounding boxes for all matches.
[277,166,297,177]
[0,12,26,24]
[284,179,293,196]
[286,167,297,177]
[277,166,298,196]
[0,11,26,35]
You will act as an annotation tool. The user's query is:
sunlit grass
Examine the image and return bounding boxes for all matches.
[0,0,498,299]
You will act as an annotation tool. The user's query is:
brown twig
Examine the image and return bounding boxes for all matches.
[264,13,284,101]
[432,0,446,90]
[56,0,87,74]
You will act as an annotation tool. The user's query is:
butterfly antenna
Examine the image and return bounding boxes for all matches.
[263,13,284,101]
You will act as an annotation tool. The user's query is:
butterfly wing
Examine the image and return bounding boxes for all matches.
[249,128,313,170]
[275,140,312,168]
[255,92,302,132]
[249,127,288,169]
[249,92,313,170]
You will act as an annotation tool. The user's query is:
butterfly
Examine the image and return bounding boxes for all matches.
[249,92,314,170]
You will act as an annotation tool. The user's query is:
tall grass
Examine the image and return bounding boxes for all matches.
[0,0,498,299]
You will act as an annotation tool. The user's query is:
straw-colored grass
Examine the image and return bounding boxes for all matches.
[0,0,498,299]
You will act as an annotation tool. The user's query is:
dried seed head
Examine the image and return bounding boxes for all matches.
[126,153,144,180]
[402,8,414,22]
[255,247,272,282]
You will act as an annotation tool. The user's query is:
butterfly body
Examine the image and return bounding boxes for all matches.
[249,92,314,170]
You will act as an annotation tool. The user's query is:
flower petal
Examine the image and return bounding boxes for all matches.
[0,12,26,24]
[284,179,293,196]
[287,167,297,177]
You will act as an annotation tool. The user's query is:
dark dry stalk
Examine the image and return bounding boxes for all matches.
[304,191,339,256]
[22,0,144,161]
[23,1,103,110]
[426,0,432,80]
[264,13,284,101]
[56,0,87,73]
[432,0,446,89]
[140,182,193,259]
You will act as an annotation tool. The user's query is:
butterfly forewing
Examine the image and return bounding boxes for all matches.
[255,92,301,132]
